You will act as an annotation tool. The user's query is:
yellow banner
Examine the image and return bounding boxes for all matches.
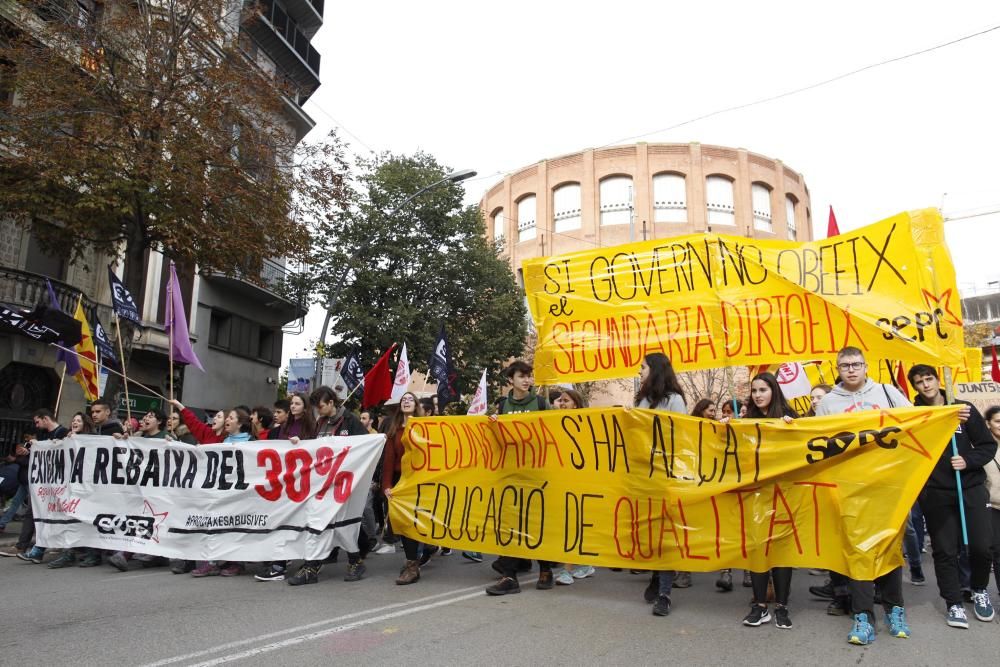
[390,406,959,579]
[523,208,963,384]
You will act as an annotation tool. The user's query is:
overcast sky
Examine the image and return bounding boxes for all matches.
[283,1,1000,366]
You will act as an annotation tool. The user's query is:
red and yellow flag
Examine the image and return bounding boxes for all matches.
[72,299,99,401]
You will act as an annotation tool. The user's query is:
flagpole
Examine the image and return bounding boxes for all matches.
[50,342,166,400]
[54,361,67,419]
[167,264,175,419]
[113,313,133,427]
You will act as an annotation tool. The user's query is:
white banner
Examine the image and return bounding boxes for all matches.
[29,434,385,561]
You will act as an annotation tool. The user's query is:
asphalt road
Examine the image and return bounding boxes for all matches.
[1,543,997,666]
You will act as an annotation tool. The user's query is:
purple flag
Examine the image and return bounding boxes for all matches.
[46,280,80,376]
[165,262,204,372]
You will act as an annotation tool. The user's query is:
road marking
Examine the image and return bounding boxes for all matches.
[140,583,488,667]
[188,590,484,666]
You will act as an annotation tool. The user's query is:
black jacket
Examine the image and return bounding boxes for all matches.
[18,424,70,485]
[917,398,997,491]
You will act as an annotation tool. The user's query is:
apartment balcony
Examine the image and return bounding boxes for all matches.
[203,258,307,323]
[0,266,112,328]
[244,0,321,101]
[279,0,324,35]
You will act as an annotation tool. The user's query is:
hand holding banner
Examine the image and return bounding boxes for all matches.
[390,406,959,579]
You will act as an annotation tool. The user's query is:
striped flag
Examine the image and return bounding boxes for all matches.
[71,299,100,401]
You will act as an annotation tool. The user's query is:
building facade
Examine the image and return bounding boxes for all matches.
[482,142,813,276]
[0,0,321,450]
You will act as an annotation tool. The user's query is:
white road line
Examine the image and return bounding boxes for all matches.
[139,583,490,667]
[187,590,485,667]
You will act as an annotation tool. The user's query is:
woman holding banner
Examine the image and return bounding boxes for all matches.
[729,372,798,629]
[551,388,597,586]
[382,392,427,585]
[635,353,686,617]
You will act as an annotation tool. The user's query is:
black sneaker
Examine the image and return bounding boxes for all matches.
[255,564,286,581]
[743,605,771,626]
[827,595,851,616]
[485,576,521,596]
[344,562,366,582]
[440,548,452,556]
[286,565,319,586]
[808,581,835,600]
[536,570,554,590]
[78,553,102,568]
[653,595,671,616]
[419,546,439,566]
[644,573,660,603]
[169,559,194,574]
[774,606,792,629]
[47,551,76,569]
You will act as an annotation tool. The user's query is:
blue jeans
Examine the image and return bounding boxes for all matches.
[904,515,923,573]
[0,483,27,528]
[658,570,675,597]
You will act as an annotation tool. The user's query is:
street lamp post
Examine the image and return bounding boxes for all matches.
[312,168,477,389]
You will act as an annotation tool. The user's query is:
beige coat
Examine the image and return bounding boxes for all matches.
[986,450,1000,509]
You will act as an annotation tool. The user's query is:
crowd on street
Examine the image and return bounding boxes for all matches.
[2,346,1000,647]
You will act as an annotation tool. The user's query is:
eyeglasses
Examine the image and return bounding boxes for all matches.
[837,362,866,371]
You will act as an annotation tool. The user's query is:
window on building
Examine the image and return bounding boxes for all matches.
[652,173,686,223]
[553,183,582,233]
[209,308,280,364]
[492,208,505,242]
[751,183,773,232]
[706,175,735,226]
[786,195,798,240]
[600,176,632,226]
[517,195,536,243]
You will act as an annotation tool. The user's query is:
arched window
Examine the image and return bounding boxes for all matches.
[751,183,773,232]
[785,195,798,240]
[705,175,735,226]
[492,208,505,242]
[552,183,582,233]
[599,176,632,226]
[517,195,537,243]
[652,173,686,223]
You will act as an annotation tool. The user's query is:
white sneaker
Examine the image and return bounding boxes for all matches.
[554,569,574,585]
[572,565,596,579]
[375,543,397,554]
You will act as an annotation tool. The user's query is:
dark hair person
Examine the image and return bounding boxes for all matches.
[690,398,716,419]
[740,372,796,630]
[381,392,426,585]
[635,353,685,617]
[636,353,686,411]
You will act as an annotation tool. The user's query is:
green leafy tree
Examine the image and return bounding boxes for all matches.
[310,153,527,402]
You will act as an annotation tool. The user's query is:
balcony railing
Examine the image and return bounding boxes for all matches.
[0,267,111,327]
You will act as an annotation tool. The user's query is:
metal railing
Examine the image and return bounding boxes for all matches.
[0,266,108,324]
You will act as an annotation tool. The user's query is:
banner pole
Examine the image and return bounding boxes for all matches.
[944,366,969,545]
[114,314,133,428]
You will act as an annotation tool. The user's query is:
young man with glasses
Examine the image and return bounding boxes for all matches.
[815,346,911,645]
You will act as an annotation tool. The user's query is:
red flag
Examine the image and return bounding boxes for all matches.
[363,344,397,408]
[895,361,910,400]
[991,345,1000,383]
[827,206,841,238]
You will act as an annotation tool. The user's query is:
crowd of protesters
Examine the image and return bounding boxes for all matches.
[2,345,1000,646]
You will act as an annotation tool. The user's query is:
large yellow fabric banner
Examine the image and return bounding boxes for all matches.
[523,208,963,384]
[390,406,959,579]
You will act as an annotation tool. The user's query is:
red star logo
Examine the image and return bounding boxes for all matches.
[878,408,937,460]
[142,500,170,543]
[921,288,963,328]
